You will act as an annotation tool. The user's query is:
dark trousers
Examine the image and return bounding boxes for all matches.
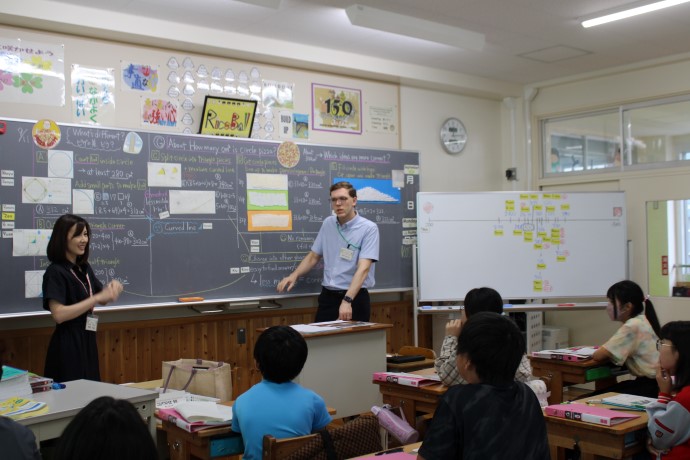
[315,287,371,322]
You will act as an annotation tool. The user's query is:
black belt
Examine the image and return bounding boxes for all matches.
[322,287,368,296]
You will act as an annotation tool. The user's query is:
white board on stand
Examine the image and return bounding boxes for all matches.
[416,191,626,300]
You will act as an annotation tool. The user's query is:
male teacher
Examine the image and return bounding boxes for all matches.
[277,181,379,322]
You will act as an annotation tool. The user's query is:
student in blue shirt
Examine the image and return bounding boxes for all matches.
[232,326,331,460]
[277,181,379,322]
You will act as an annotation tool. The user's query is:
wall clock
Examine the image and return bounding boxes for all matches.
[440,117,467,154]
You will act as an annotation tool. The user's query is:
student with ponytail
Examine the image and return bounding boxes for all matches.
[591,280,661,398]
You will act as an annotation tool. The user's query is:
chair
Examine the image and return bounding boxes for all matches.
[262,433,319,460]
[398,345,436,359]
[262,415,382,460]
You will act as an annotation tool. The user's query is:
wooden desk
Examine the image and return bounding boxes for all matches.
[372,368,447,423]
[288,322,392,418]
[159,404,336,460]
[387,358,436,372]
[545,392,647,460]
[16,379,158,443]
[529,357,620,404]
[351,441,422,458]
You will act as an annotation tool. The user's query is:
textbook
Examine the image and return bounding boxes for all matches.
[175,401,233,423]
[157,404,232,433]
[544,403,640,426]
[0,366,32,400]
[531,346,599,362]
[373,372,441,388]
[601,394,656,411]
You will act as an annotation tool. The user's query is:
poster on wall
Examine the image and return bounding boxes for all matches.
[141,97,178,129]
[311,83,361,134]
[121,62,159,93]
[0,38,65,106]
[71,65,115,125]
[198,96,257,138]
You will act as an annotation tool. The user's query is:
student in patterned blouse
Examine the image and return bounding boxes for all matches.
[435,287,533,386]
[418,312,550,460]
[591,280,662,398]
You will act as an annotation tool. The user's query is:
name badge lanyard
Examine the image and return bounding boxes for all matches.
[70,268,94,312]
[336,221,361,250]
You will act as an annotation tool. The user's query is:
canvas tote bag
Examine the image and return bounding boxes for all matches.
[161,358,232,401]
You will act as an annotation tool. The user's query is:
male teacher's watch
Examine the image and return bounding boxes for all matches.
[343,295,353,303]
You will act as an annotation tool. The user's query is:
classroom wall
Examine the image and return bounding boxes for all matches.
[0,18,517,336]
[531,57,690,343]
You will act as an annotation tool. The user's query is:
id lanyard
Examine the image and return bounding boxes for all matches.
[336,220,361,250]
[70,267,94,306]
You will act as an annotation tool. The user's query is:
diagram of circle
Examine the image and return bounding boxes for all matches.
[32,119,61,149]
[48,150,73,178]
[23,178,49,202]
[277,141,300,168]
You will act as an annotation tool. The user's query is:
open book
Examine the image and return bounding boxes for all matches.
[545,403,640,426]
[532,346,599,362]
[373,372,441,388]
[602,394,656,411]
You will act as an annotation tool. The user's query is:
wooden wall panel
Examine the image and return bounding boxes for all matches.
[1,299,428,398]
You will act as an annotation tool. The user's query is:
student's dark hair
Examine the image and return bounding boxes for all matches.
[254,325,308,383]
[330,181,356,198]
[52,396,157,460]
[606,280,661,336]
[464,287,503,318]
[46,214,91,265]
[456,312,524,385]
[659,321,690,390]
[551,147,560,158]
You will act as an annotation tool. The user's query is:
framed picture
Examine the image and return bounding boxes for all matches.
[199,96,257,138]
[311,83,362,134]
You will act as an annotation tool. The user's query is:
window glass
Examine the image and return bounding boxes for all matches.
[542,111,619,176]
[623,99,690,166]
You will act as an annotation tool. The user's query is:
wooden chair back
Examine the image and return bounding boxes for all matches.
[262,433,318,460]
[398,345,436,359]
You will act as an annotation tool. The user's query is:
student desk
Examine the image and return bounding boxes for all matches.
[16,379,158,443]
[277,322,392,418]
[372,368,447,424]
[159,404,337,460]
[545,392,647,460]
[529,356,621,404]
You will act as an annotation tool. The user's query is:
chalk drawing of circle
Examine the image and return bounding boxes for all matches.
[152,222,164,234]
[152,135,166,149]
[423,202,434,214]
[522,223,535,232]
[48,151,73,178]
[23,178,48,202]
[240,254,249,263]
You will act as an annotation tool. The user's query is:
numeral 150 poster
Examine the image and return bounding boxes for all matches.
[311,83,361,134]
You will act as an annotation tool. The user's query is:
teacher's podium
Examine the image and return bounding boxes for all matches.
[269,321,391,418]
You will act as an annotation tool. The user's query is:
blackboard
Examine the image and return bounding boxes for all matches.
[0,118,419,316]
[416,191,626,300]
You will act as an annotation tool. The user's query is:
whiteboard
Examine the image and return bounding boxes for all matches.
[416,192,627,300]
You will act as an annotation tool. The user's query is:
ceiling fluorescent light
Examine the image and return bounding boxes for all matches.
[345,4,484,51]
[582,0,690,28]
[235,0,281,9]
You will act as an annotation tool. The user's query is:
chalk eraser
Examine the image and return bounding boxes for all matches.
[179,297,204,302]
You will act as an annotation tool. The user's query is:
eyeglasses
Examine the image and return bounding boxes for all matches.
[330,197,350,204]
[656,339,674,351]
